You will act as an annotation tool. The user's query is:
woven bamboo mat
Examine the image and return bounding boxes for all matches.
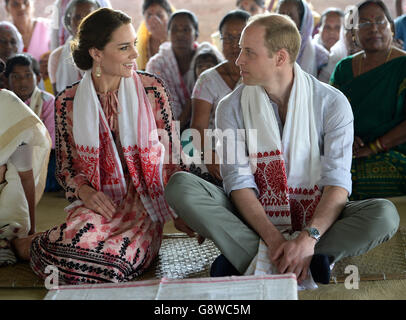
[1,228,405,288]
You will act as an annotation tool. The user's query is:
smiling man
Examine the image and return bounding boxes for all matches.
[164,13,399,285]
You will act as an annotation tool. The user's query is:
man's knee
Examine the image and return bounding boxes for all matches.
[369,199,400,237]
[165,172,201,218]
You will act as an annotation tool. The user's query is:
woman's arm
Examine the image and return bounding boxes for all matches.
[18,169,36,235]
[191,98,221,180]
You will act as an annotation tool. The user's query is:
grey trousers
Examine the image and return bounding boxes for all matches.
[164,172,400,274]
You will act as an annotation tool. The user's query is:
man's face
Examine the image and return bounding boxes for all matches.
[8,64,36,101]
[320,13,343,51]
[236,24,275,87]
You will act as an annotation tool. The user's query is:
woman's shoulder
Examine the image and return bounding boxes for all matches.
[55,81,80,106]
[137,71,172,102]
[137,70,166,89]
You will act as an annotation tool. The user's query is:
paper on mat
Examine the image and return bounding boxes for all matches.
[44,274,298,300]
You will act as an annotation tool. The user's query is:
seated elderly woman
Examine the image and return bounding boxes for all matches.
[318,7,362,83]
[136,0,174,71]
[146,9,222,132]
[330,0,406,200]
[312,8,344,52]
[4,0,50,62]
[48,0,100,94]
[277,0,329,77]
[0,21,23,88]
[0,58,51,267]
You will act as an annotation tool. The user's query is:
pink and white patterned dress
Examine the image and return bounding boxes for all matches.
[30,72,185,284]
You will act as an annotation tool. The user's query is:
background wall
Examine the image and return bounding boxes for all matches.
[0,0,399,43]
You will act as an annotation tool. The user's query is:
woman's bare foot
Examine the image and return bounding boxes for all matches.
[10,233,42,261]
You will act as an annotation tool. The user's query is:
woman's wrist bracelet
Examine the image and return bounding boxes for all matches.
[369,142,379,154]
[377,137,388,152]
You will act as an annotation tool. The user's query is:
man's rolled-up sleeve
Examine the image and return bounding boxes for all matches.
[320,93,354,195]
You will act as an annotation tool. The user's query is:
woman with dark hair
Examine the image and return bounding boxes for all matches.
[11,8,186,284]
[146,10,223,132]
[136,0,174,70]
[277,0,328,77]
[188,10,250,185]
[48,0,100,94]
[330,0,406,200]
[0,58,51,266]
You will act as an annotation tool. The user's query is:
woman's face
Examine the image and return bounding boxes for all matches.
[278,1,301,30]
[221,18,246,64]
[238,0,265,16]
[169,14,197,52]
[70,2,98,36]
[144,3,170,38]
[96,23,138,79]
[0,28,19,61]
[355,3,392,53]
[6,0,33,22]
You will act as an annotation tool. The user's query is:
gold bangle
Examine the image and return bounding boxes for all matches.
[375,139,384,152]
[369,142,378,154]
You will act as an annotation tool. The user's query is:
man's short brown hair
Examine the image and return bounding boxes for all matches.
[247,13,301,63]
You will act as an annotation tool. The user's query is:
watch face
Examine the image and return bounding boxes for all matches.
[307,227,320,241]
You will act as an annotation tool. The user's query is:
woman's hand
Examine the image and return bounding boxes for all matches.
[174,217,205,244]
[206,163,222,181]
[352,136,365,155]
[147,15,167,42]
[206,151,222,181]
[78,185,117,221]
[0,164,6,184]
[354,145,375,158]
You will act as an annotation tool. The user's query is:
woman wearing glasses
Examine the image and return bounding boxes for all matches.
[189,10,249,185]
[330,0,406,200]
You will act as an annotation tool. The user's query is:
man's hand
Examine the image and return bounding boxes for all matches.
[271,232,316,283]
[79,185,117,221]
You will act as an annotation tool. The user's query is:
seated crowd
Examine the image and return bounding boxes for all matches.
[0,0,405,286]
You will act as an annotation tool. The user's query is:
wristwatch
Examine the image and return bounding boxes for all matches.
[304,227,321,242]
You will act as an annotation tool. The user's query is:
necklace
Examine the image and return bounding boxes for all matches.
[358,46,393,76]
[223,62,240,89]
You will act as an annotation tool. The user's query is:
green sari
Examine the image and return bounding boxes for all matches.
[330,56,406,200]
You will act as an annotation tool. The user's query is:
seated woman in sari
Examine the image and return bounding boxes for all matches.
[277,0,329,77]
[11,8,187,284]
[330,0,406,200]
[136,0,174,71]
[0,59,52,266]
[146,10,223,133]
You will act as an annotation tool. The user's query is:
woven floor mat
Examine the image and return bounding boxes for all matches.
[331,227,406,283]
[1,228,405,288]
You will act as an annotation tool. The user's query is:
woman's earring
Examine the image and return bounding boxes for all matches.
[95,64,101,78]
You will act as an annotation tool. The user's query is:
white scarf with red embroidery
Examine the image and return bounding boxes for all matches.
[72,70,174,223]
[241,63,322,231]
